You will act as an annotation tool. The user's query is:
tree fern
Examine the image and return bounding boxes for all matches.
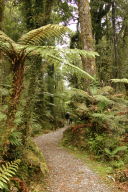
[0,160,21,189]
[0,25,98,82]
[0,24,98,148]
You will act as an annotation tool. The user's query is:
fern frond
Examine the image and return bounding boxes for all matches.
[94,95,113,104]
[68,88,93,99]
[0,160,21,189]
[24,46,96,81]
[18,24,70,45]
[105,146,127,156]
[64,48,99,58]
[9,131,22,146]
[0,31,15,44]
[47,54,95,81]
[65,62,95,80]
[0,41,13,56]
[112,146,127,155]
[0,41,19,58]
[24,45,59,58]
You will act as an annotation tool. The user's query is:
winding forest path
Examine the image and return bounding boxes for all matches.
[34,128,115,192]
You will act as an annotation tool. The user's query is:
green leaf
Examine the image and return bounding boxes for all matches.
[0,159,21,189]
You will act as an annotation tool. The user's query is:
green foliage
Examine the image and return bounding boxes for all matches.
[19,24,71,45]
[63,85,128,168]
[9,131,22,146]
[3,1,26,41]
[0,25,98,83]
[23,140,48,175]
[111,78,128,84]
[0,112,7,122]
[0,159,21,189]
[104,146,127,160]
[0,87,9,96]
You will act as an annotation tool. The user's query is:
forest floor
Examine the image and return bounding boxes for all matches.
[34,127,118,192]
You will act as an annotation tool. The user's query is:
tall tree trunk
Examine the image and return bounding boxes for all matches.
[0,0,5,84]
[78,0,96,78]
[112,0,118,79]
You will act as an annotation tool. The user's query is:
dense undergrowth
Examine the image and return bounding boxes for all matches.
[62,85,128,191]
[0,137,48,192]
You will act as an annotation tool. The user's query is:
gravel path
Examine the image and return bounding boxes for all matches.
[34,128,115,192]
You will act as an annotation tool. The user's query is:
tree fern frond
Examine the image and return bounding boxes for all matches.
[0,160,21,189]
[65,62,95,80]
[0,41,28,62]
[18,24,70,45]
[24,45,59,58]
[0,41,13,55]
[0,41,17,57]
[0,31,15,44]
[48,54,95,80]
[64,48,99,58]
[36,47,97,80]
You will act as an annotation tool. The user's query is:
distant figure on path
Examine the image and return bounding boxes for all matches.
[65,112,72,125]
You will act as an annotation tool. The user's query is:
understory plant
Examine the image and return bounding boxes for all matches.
[62,85,128,169]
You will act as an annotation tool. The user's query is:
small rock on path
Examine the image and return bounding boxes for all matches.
[34,128,115,192]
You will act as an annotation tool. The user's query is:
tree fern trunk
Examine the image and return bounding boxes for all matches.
[1,60,25,151]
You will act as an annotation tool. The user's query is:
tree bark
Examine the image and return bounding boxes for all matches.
[78,0,96,77]
[112,0,118,79]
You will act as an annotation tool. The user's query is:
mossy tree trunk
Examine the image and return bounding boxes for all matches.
[0,0,5,87]
[78,0,96,78]
[111,0,118,80]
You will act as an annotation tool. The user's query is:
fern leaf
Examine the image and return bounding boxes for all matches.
[65,62,95,80]
[0,31,15,44]
[0,160,21,189]
[0,181,5,188]
[0,176,8,183]
[48,54,95,81]
[19,24,70,45]
[24,45,58,58]
[112,146,127,155]
[9,131,22,146]
[64,48,99,57]
[104,148,112,155]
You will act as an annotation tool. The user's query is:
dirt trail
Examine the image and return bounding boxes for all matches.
[34,128,115,192]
